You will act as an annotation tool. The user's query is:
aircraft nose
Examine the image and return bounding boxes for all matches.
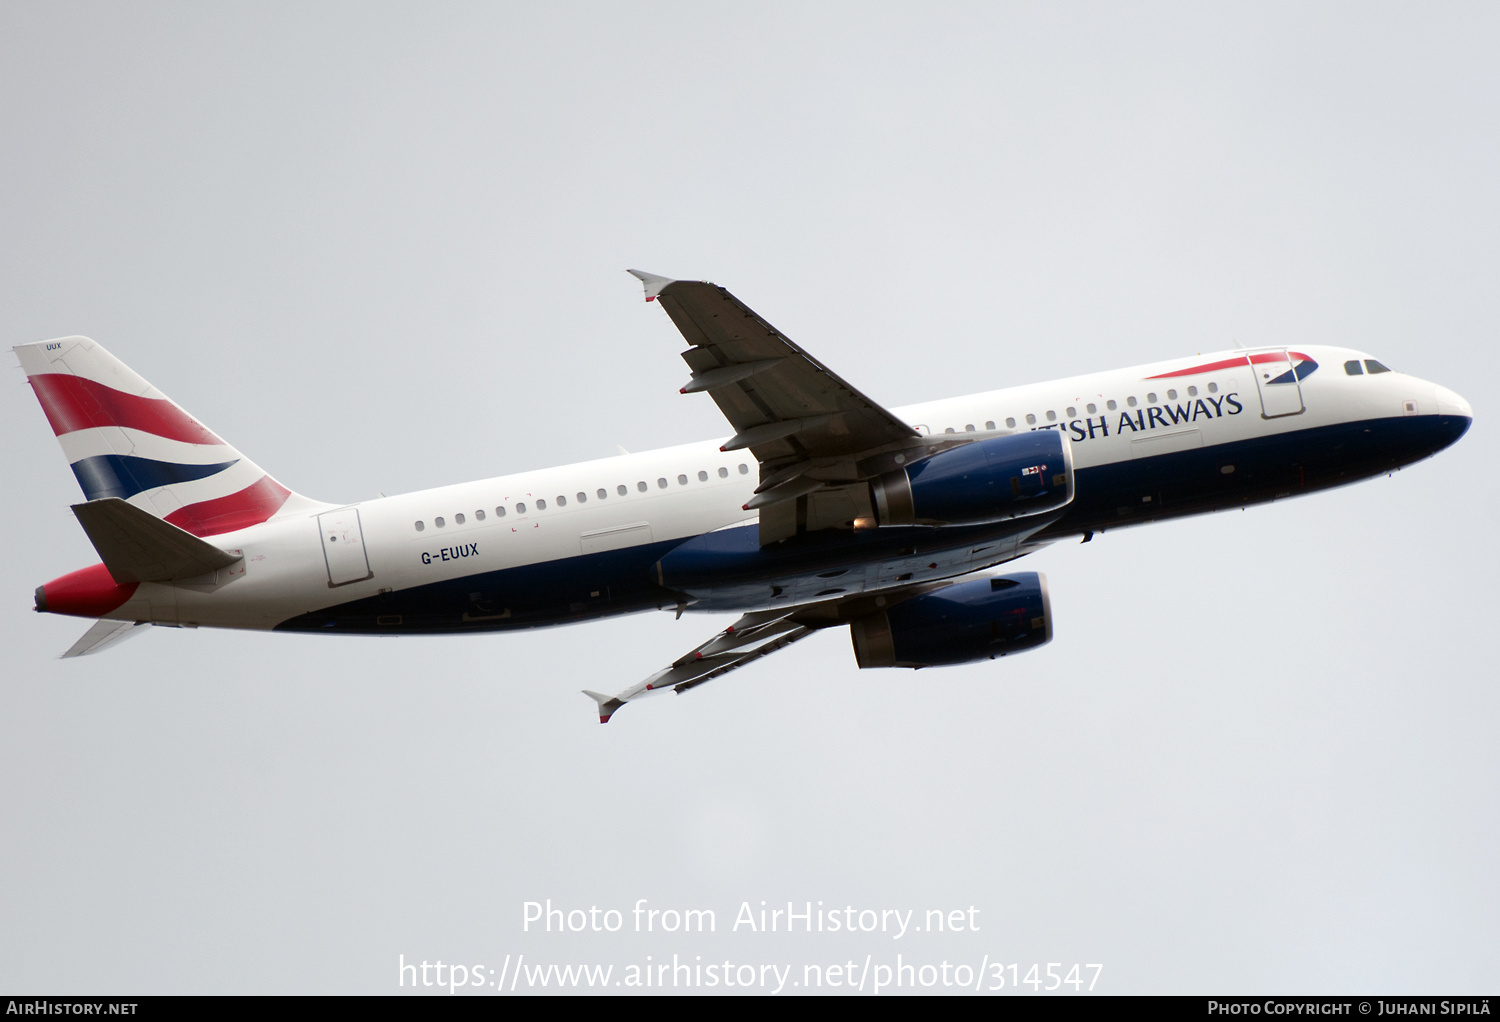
[1430,383,1473,452]
[1435,384,1473,420]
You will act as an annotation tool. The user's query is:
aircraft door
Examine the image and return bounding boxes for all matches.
[318,508,374,586]
[1251,349,1306,418]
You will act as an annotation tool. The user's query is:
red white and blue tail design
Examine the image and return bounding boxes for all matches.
[16,336,319,537]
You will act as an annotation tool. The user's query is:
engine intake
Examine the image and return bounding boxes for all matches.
[869,431,1073,526]
[850,573,1053,668]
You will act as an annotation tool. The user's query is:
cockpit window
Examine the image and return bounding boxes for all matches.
[1344,360,1363,376]
[1365,359,1392,374]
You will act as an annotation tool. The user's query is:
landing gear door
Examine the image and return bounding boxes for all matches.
[1252,349,1306,419]
[318,508,373,587]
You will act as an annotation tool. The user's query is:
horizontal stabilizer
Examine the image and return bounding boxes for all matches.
[72,497,241,584]
[61,619,149,658]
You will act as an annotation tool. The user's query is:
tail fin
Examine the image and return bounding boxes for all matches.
[15,336,319,537]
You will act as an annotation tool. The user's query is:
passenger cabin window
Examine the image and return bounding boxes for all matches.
[619,485,629,495]
[1187,386,1198,397]
[1086,403,1097,414]
[577,492,586,503]
[1005,417,1016,428]
[718,467,728,478]
[414,521,425,532]
[1046,410,1056,421]
[944,427,955,433]
[698,471,708,482]
[555,496,566,506]
[677,474,688,485]
[1025,413,1036,425]
[1208,383,1219,393]
[495,506,507,517]
[1365,360,1392,374]
[515,503,526,514]
[1127,396,1138,407]
[636,481,647,492]
[455,513,465,524]
[1345,360,1363,375]
[536,499,547,510]
[475,509,485,521]
[1166,390,1177,400]
[435,516,446,527]
[965,423,975,432]
[598,488,608,499]
[1066,407,1076,417]
[1107,400,1117,411]
[1147,393,1157,403]
[739,464,749,474]
[985,420,995,430]
[657,478,668,489]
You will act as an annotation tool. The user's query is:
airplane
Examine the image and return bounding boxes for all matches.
[17,270,1473,722]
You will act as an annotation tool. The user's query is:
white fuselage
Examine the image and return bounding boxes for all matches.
[79,344,1467,633]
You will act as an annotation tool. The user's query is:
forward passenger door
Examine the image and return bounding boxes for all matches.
[1251,349,1306,418]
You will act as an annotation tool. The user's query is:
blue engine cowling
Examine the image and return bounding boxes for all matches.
[850,572,1053,668]
[869,431,1074,526]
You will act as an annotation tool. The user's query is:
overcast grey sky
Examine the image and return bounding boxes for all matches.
[2,2,1496,995]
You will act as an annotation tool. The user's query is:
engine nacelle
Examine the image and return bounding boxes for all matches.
[869,431,1073,526]
[850,572,1053,668]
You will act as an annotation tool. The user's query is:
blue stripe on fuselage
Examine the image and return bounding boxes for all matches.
[1039,410,1470,536]
[274,413,1471,636]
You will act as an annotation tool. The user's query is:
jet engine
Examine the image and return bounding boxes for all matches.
[868,431,1073,526]
[850,572,1053,668]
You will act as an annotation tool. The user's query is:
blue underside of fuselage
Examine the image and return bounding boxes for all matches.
[273,413,1470,636]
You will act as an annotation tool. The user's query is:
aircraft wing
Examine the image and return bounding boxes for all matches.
[581,585,948,723]
[630,270,931,542]
[630,271,918,460]
[584,608,821,723]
